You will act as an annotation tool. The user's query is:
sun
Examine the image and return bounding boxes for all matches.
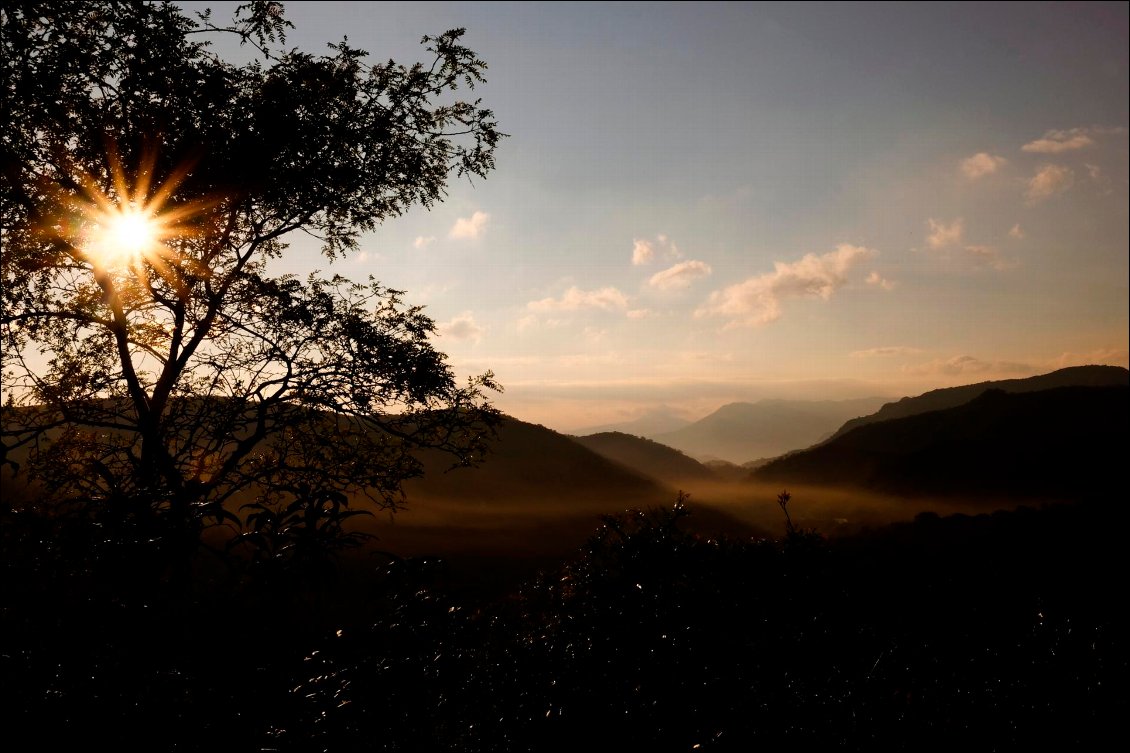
[86,206,165,269]
[70,146,212,286]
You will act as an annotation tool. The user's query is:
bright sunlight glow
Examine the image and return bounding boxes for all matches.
[73,146,205,280]
[87,208,161,268]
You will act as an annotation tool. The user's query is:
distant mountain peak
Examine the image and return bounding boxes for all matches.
[650,397,889,464]
[570,406,692,438]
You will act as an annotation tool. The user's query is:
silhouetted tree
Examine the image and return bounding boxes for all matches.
[0,1,502,573]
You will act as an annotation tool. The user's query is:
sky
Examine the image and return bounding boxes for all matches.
[179,1,1129,431]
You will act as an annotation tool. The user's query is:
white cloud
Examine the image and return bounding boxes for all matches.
[413,235,436,250]
[438,311,485,342]
[865,271,896,291]
[354,251,369,263]
[1025,164,1074,202]
[849,346,923,358]
[695,243,877,327]
[631,234,680,265]
[1085,163,1102,180]
[449,211,490,239]
[926,218,964,249]
[647,260,713,291]
[961,152,1007,179]
[1021,128,1096,154]
[631,238,655,265]
[626,308,654,319]
[527,286,630,313]
[1008,224,1024,240]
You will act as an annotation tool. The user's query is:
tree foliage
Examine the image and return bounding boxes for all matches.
[0,1,502,568]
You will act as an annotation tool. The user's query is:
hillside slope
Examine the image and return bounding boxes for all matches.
[754,385,1128,499]
[572,432,717,488]
[827,365,1128,442]
[406,417,668,505]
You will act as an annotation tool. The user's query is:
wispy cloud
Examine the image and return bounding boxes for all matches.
[515,314,537,333]
[631,234,680,265]
[1025,164,1074,202]
[1051,347,1129,369]
[438,311,485,342]
[695,243,877,327]
[647,260,712,290]
[960,152,1007,179]
[1021,128,1096,154]
[626,308,654,319]
[527,286,630,313]
[582,326,608,344]
[849,346,922,358]
[865,271,896,290]
[449,211,491,239]
[925,219,1013,270]
[1008,224,1024,240]
[904,355,1034,376]
[963,244,1014,271]
[413,235,436,250]
[926,218,964,249]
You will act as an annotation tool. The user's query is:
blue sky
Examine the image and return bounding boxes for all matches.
[181,1,1129,430]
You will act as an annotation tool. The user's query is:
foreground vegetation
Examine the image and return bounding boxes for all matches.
[2,492,1124,752]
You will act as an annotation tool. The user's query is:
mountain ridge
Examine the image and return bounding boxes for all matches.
[827,365,1128,442]
[754,384,1129,499]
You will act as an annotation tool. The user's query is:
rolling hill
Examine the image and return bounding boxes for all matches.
[572,431,718,488]
[386,417,763,562]
[405,417,668,504]
[754,385,1129,499]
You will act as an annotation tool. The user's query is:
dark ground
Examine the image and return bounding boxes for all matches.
[2,493,1126,751]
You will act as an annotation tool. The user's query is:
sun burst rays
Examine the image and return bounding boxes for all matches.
[71,145,214,297]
